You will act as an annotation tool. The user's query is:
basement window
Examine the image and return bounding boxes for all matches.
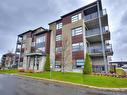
[76,59,84,67]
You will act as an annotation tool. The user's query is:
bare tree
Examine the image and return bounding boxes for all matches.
[61,37,70,73]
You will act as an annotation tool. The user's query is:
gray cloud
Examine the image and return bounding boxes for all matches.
[0,0,127,61]
[113,13,127,60]
[121,10,127,26]
[0,0,89,58]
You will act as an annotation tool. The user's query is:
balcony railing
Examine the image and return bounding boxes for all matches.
[85,26,109,37]
[16,48,21,52]
[17,39,22,44]
[105,44,113,53]
[84,9,107,21]
[87,44,112,54]
[35,49,46,55]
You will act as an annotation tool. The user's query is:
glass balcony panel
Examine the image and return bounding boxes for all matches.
[88,47,102,53]
[87,44,112,54]
[85,26,109,36]
[84,9,107,21]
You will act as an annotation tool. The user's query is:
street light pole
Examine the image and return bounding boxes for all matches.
[50,65,52,79]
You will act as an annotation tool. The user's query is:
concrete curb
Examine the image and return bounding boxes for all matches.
[13,74,127,92]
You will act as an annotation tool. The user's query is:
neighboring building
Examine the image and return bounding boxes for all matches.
[49,0,113,72]
[15,27,51,71]
[1,52,16,68]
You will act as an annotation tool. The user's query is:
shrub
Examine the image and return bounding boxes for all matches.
[44,54,50,71]
[109,65,116,74]
[83,53,92,74]
[18,68,25,72]
[26,69,34,73]
[116,68,126,77]
[110,68,115,74]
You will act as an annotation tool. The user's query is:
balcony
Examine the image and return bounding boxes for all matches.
[85,26,110,42]
[35,49,46,56]
[17,39,22,44]
[84,9,108,29]
[87,44,113,57]
[16,48,21,52]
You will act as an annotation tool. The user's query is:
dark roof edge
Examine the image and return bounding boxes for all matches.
[18,30,32,37]
[34,30,51,36]
[3,52,15,56]
[61,0,99,18]
[48,0,102,25]
[18,27,48,37]
[48,18,62,25]
[32,27,46,31]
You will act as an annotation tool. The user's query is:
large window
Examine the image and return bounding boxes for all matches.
[72,27,83,36]
[56,23,62,30]
[36,35,45,43]
[36,35,46,53]
[56,35,62,41]
[71,13,82,23]
[72,42,84,52]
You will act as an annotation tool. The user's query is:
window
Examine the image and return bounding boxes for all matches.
[36,35,46,52]
[71,13,82,22]
[76,59,84,66]
[56,23,62,30]
[72,27,83,36]
[56,35,62,41]
[36,35,45,43]
[72,42,84,51]
[56,47,62,53]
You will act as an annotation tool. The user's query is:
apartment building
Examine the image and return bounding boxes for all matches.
[1,52,17,68]
[15,27,51,71]
[49,0,113,72]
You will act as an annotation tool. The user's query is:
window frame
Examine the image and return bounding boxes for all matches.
[56,23,62,30]
[72,42,84,52]
[56,35,62,41]
[36,35,46,52]
[56,47,62,53]
[76,59,84,66]
[72,27,83,36]
[71,13,82,23]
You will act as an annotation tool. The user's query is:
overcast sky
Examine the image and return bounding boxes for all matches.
[0,0,127,61]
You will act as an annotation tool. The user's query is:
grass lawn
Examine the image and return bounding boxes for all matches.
[0,69,18,74]
[0,70,127,88]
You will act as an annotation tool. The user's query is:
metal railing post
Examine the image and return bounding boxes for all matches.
[97,1,108,73]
